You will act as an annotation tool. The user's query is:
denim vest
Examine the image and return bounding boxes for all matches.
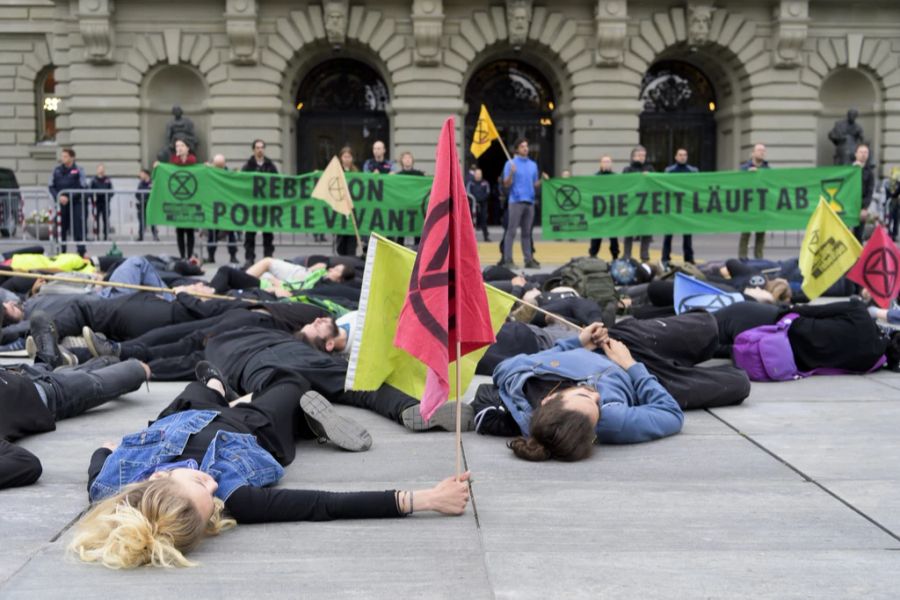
[89,410,284,502]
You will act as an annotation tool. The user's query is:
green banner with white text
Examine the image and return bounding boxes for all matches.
[541,166,862,239]
[147,163,433,236]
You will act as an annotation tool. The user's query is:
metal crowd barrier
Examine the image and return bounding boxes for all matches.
[18,188,338,256]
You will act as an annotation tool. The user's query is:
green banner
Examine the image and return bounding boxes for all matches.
[541,165,862,239]
[147,163,433,236]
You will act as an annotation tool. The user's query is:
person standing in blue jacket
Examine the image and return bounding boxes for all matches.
[494,322,684,461]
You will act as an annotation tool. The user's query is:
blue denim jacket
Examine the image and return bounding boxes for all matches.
[89,410,284,502]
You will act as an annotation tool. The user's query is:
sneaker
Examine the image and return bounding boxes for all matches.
[524,258,541,269]
[83,326,120,358]
[300,391,372,451]
[401,402,474,432]
[496,260,518,269]
[194,360,239,402]
[28,312,72,368]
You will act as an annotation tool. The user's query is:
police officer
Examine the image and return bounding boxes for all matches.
[49,147,88,255]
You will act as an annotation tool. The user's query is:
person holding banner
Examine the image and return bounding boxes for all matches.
[661,148,698,264]
[500,138,542,269]
[738,143,770,259]
[169,139,198,260]
[241,140,278,264]
[622,146,655,262]
[588,155,619,260]
[70,373,471,570]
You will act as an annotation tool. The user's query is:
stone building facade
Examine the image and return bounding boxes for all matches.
[2,0,899,192]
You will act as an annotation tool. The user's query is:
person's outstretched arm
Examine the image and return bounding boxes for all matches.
[224,473,471,523]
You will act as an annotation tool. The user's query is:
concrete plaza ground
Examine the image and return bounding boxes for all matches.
[1,232,899,598]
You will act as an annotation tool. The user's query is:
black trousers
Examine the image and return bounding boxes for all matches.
[94,199,109,241]
[159,378,315,467]
[479,312,750,412]
[713,302,781,349]
[661,235,694,263]
[206,333,417,425]
[244,231,274,262]
[30,358,147,421]
[207,230,238,263]
[0,441,42,490]
[52,293,244,340]
[211,266,260,294]
[123,311,279,381]
[175,228,195,259]
[588,238,619,259]
[59,198,87,255]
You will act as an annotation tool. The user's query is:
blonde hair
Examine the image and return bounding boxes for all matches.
[69,477,235,569]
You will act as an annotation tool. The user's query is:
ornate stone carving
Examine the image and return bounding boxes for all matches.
[773,0,808,68]
[225,0,258,64]
[323,0,349,48]
[687,3,715,48]
[594,0,627,67]
[412,0,443,65]
[77,0,114,64]
[506,0,532,49]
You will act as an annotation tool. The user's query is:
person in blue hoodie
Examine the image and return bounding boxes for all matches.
[493,322,684,462]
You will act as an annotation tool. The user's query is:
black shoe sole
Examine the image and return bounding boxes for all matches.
[300,392,372,451]
[402,402,474,432]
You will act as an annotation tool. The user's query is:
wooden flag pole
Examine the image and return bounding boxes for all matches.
[496,136,513,162]
[511,297,584,332]
[0,270,248,303]
[455,339,463,480]
[348,209,364,257]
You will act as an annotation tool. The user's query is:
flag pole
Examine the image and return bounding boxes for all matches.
[0,270,246,302]
[348,209,364,256]
[496,136,513,162]
[455,339,463,480]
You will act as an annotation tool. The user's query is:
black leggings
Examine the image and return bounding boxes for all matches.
[713,302,781,349]
[210,266,260,294]
[175,228,195,259]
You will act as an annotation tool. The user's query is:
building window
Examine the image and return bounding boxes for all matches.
[37,68,59,143]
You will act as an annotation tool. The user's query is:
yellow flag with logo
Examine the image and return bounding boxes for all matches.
[799,199,862,300]
[345,234,515,399]
[469,104,501,158]
[311,156,353,216]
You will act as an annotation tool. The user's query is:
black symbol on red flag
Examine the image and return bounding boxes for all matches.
[862,248,899,299]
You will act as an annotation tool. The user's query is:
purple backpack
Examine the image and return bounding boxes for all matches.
[733,312,886,382]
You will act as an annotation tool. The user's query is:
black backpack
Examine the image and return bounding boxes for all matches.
[543,257,618,325]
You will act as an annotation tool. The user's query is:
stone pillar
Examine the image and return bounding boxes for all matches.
[772,0,809,69]
[225,0,258,64]
[77,0,114,64]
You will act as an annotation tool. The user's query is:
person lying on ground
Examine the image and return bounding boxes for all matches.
[713,298,900,372]
[70,366,471,569]
[83,304,346,381]
[202,325,474,433]
[478,323,684,462]
[0,313,148,489]
[475,313,750,413]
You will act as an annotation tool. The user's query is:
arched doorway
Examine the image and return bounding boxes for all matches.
[295,58,390,173]
[465,59,556,224]
[140,65,209,165]
[639,60,717,172]
[817,68,880,168]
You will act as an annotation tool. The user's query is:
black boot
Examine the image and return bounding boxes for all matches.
[28,311,68,368]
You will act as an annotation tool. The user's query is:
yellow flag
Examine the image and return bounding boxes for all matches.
[799,199,862,300]
[345,234,515,399]
[311,156,353,216]
[469,104,501,158]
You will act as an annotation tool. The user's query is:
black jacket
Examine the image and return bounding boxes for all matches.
[242,156,279,174]
[622,161,655,174]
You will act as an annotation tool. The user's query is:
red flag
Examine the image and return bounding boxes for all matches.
[394,117,495,420]
[846,224,900,308]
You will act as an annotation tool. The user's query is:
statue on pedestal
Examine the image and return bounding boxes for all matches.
[157,105,199,162]
[828,108,865,166]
